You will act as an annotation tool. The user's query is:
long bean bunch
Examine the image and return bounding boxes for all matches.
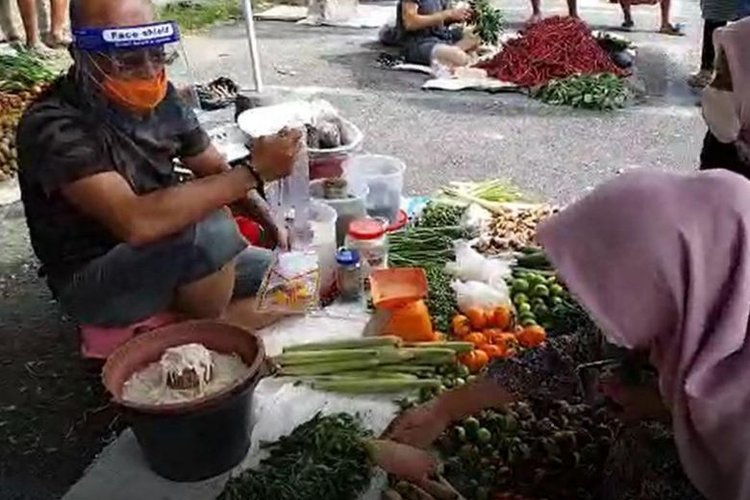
[389,226,475,268]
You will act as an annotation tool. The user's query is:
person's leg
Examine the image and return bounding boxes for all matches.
[15,0,39,46]
[658,0,684,35]
[701,19,725,70]
[567,0,579,18]
[54,210,248,327]
[0,0,20,43]
[432,43,471,68]
[48,0,69,46]
[528,0,542,23]
[619,0,634,28]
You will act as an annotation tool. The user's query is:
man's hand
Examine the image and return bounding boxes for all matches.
[599,377,669,423]
[251,128,302,182]
[264,222,290,251]
[445,6,472,23]
[367,440,439,483]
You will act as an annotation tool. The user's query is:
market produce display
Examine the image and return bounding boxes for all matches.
[476,17,625,88]
[424,264,459,334]
[474,205,555,254]
[272,336,478,394]
[219,413,374,500]
[437,398,618,500]
[533,73,631,111]
[0,53,57,182]
[469,0,504,45]
[418,202,466,228]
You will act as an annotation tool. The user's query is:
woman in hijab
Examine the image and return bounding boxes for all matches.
[700,18,750,176]
[389,168,750,500]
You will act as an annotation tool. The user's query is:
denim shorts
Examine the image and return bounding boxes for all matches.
[53,210,273,327]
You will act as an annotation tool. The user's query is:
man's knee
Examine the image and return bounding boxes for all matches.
[175,260,237,319]
[432,45,471,67]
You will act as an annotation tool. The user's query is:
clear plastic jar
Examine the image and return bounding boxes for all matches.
[345,218,388,273]
[336,248,362,302]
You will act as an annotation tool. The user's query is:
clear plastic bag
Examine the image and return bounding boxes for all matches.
[447,241,513,287]
[452,279,511,313]
[257,251,321,314]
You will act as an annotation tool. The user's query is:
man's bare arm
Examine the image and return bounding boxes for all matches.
[181,144,230,177]
[61,167,256,247]
[401,2,467,31]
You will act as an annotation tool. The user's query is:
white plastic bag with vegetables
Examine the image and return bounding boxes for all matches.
[451,279,511,313]
[257,251,321,314]
[446,241,513,288]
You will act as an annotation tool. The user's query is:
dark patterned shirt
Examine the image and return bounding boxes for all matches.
[17,72,210,284]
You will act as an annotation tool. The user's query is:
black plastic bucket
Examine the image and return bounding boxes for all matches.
[102,320,266,483]
[128,376,258,482]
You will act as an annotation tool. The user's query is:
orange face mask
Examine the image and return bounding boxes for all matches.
[101,70,168,115]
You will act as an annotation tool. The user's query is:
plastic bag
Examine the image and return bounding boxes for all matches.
[452,280,511,313]
[447,241,512,287]
[257,251,321,314]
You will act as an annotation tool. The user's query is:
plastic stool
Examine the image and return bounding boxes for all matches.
[80,312,180,359]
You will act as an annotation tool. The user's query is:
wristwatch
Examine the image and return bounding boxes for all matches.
[242,161,266,199]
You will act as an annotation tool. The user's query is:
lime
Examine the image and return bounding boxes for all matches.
[512,279,530,293]
[551,296,564,306]
[521,317,538,327]
[532,297,547,308]
[550,284,565,296]
[477,428,492,444]
[454,426,467,443]
[517,302,532,314]
[519,312,536,324]
[533,284,550,297]
[513,293,529,306]
[534,304,550,317]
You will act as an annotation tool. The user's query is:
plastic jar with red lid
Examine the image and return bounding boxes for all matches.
[345,217,388,278]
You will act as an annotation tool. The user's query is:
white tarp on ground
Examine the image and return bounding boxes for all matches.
[63,304,399,500]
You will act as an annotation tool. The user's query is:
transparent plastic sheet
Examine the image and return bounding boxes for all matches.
[256,250,321,314]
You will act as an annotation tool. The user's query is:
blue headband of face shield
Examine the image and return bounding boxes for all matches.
[72,21,181,51]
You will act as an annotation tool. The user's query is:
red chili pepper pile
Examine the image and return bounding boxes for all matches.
[476,16,625,87]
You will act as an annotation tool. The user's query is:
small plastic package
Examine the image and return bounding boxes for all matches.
[452,279,511,313]
[447,241,512,287]
[257,251,321,314]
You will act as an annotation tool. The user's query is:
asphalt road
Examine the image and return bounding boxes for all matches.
[0,0,706,497]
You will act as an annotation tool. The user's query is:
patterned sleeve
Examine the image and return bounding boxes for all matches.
[16,98,110,195]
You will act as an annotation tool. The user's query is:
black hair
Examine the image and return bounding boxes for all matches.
[69,0,84,29]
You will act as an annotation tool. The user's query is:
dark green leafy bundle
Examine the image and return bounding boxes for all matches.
[389,225,476,268]
[425,264,458,333]
[0,53,56,91]
[419,202,466,228]
[534,73,630,111]
[470,0,504,45]
[220,413,373,500]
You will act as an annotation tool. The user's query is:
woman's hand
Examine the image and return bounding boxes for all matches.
[387,401,452,449]
[599,377,669,423]
[367,440,439,483]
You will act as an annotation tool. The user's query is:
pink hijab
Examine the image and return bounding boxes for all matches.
[537,169,750,500]
[714,18,750,159]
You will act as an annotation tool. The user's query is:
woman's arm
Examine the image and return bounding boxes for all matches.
[388,376,516,448]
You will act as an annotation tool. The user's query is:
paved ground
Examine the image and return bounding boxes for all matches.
[0,0,706,497]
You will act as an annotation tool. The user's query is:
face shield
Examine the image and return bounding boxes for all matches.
[71,21,200,112]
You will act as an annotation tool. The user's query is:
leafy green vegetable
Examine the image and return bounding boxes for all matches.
[0,53,56,91]
[470,0,505,45]
[419,202,466,228]
[425,264,459,333]
[220,413,373,500]
[533,73,631,111]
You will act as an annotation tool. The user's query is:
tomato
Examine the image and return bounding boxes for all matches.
[465,332,488,346]
[516,325,547,348]
[465,307,488,330]
[479,343,506,359]
[459,349,490,374]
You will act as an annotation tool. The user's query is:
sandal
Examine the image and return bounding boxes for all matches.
[659,23,685,36]
[620,20,635,31]
[687,70,713,89]
[43,32,72,49]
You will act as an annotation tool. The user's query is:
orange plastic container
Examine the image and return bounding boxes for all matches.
[370,268,428,310]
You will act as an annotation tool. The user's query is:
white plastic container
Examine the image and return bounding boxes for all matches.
[307,201,338,301]
[343,154,406,224]
[345,217,389,276]
[310,179,369,246]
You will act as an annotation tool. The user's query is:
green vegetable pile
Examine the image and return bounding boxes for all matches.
[388,225,475,268]
[512,248,598,336]
[438,179,524,214]
[220,413,373,500]
[534,73,630,111]
[437,399,618,500]
[470,0,505,45]
[424,264,458,333]
[418,202,466,228]
[0,53,56,92]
